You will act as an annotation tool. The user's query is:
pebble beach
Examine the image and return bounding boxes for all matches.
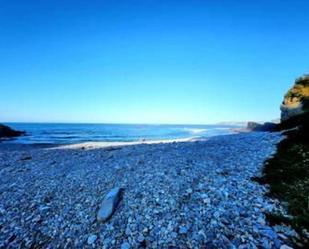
[0,132,298,248]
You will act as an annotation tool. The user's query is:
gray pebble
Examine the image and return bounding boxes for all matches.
[121,242,131,249]
[179,226,188,234]
[87,234,97,245]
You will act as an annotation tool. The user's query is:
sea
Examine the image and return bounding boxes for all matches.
[2,123,244,145]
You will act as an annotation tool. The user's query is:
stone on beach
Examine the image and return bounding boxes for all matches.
[120,241,131,249]
[280,245,293,249]
[87,234,97,244]
[97,187,123,222]
[178,226,188,234]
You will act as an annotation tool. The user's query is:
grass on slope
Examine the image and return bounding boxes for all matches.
[254,113,309,246]
[263,134,309,231]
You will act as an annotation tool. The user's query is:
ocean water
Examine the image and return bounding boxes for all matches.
[2,123,243,145]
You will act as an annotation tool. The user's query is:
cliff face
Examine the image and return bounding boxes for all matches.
[280,75,309,122]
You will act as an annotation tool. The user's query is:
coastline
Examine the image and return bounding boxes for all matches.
[0,126,241,151]
[0,131,298,248]
[0,123,241,147]
[0,137,202,151]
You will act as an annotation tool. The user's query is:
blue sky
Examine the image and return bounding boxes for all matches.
[0,0,308,124]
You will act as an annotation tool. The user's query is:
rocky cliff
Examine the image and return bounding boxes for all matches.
[281,75,309,122]
[261,74,309,244]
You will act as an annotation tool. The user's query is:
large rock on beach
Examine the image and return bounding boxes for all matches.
[0,124,25,138]
[280,75,309,122]
[97,187,123,222]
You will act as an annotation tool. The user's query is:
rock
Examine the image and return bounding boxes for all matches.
[257,217,266,225]
[260,228,278,240]
[97,187,123,222]
[280,75,309,122]
[125,227,131,236]
[0,124,25,138]
[186,188,193,194]
[137,234,145,242]
[179,226,188,234]
[246,122,277,132]
[247,122,263,130]
[258,122,277,132]
[171,232,178,239]
[87,234,97,244]
[121,242,131,249]
[20,155,32,161]
[280,245,293,249]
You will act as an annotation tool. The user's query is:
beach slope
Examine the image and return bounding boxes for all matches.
[0,132,297,248]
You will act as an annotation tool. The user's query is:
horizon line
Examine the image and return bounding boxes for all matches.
[2,121,247,126]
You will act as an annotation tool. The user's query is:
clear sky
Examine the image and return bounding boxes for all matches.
[0,0,308,124]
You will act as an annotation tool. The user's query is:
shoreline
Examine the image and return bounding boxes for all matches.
[0,136,202,151]
[0,124,242,150]
[0,126,243,151]
[53,136,203,150]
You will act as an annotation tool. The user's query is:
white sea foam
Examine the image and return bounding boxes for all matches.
[53,137,200,150]
[183,128,208,134]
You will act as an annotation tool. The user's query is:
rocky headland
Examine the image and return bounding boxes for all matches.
[0,124,25,139]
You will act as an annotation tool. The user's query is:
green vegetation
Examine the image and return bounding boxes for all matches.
[284,76,309,105]
[295,75,309,87]
[263,132,309,230]
[257,112,309,245]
